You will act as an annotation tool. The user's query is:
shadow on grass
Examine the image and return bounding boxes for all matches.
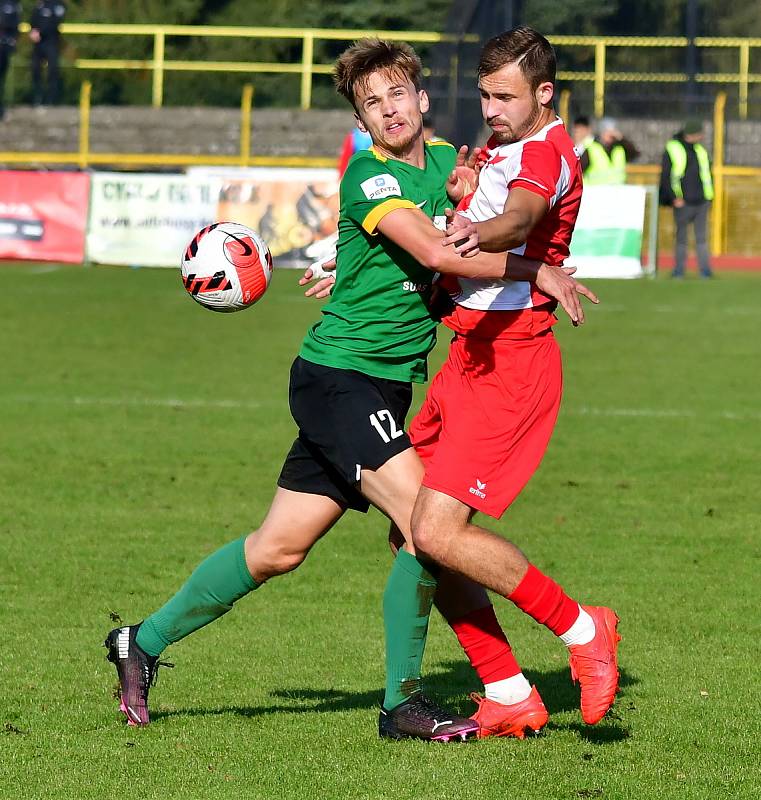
[150,688,383,724]
[153,662,636,743]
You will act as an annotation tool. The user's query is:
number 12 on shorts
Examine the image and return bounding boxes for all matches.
[369,409,404,443]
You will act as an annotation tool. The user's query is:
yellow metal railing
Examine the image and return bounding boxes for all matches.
[78,80,91,170]
[551,35,761,119]
[0,80,334,169]
[239,84,253,167]
[10,24,761,116]
[711,92,727,254]
[15,23,476,110]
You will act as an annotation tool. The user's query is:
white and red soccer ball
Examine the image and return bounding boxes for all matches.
[180,222,273,312]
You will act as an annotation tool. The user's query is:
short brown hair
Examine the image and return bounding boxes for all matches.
[334,38,423,109]
[478,26,556,91]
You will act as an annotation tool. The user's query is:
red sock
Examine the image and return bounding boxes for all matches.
[507,564,579,637]
[450,605,522,684]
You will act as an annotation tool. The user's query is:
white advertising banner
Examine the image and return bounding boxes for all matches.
[187,166,340,268]
[87,173,221,267]
[566,184,647,279]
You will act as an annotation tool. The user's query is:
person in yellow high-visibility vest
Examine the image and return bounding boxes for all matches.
[659,119,714,278]
[579,117,639,185]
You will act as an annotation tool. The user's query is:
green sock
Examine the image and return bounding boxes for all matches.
[135,535,258,657]
[383,549,437,710]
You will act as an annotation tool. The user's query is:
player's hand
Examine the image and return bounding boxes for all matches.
[445,145,483,203]
[441,208,480,257]
[427,282,456,322]
[29,29,41,43]
[299,258,336,298]
[535,264,599,326]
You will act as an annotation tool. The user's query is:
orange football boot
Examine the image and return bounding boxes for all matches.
[470,686,549,739]
[568,606,621,724]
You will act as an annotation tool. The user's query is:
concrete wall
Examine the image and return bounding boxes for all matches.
[1,106,760,166]
[0,106,356,161]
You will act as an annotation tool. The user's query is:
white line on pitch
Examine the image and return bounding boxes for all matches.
[1,396,759,421]
[1,396,261,410]
[27,264,64,274]
[568,406,761,421]
[592,304,755,315]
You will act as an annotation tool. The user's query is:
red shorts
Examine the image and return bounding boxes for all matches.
[409,328,562,518]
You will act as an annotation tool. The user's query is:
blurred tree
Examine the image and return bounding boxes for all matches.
[146,0,452,107]
[7,0,761,109]
[523,0,615,36]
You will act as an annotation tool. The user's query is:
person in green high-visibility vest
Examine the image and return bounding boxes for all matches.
[579,117,639,185]
[659,119,714,279]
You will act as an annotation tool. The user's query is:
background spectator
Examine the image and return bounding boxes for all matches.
[572,114,593,154]
[29,0,65,106]
[659,118,714,279]
[0,1,21,120]
[581,117,640,184]
[337,125,372,177]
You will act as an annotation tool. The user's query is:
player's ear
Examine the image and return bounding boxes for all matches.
[355,112,368,134]
[419,89,430,115]
[537,81,554,107]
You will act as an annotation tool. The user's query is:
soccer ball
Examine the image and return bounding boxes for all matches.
[180,222,273,312]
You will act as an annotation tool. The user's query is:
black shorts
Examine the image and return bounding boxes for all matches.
[277,357,413,512]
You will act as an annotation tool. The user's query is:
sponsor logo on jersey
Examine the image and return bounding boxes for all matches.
[402,280,428,293]
[360,174,402,201]
[468,479,487,499]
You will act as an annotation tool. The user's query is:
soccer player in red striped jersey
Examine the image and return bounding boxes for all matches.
[406,27,622,730]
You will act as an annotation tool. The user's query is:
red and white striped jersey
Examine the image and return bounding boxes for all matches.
[456,118,582,311]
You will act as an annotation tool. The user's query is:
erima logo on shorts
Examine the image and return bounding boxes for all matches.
[361,174,402,201]
[469,479,487,499]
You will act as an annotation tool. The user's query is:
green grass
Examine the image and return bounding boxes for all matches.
[1,263,760,800]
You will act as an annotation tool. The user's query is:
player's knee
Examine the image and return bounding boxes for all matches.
[410,512,444,562]
[245,531,309,580]
[270,547,308,575]
[256,548,306,580]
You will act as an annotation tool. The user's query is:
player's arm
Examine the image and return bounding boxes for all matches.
[375,206,516,280]
[377,207,597,323]
[464,187,549,253]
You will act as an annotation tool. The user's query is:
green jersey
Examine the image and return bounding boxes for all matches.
[299,141,457,383]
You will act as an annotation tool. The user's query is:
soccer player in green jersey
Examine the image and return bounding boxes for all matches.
[105,37,591,741]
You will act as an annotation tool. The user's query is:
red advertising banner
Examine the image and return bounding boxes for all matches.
[0,171,90,263]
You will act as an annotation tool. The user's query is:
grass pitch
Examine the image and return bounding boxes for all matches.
[0,263,759,800]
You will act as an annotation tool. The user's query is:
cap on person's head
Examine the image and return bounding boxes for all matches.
[574,115,590,127]
[598,117,617,133]
[683,118,703,135]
